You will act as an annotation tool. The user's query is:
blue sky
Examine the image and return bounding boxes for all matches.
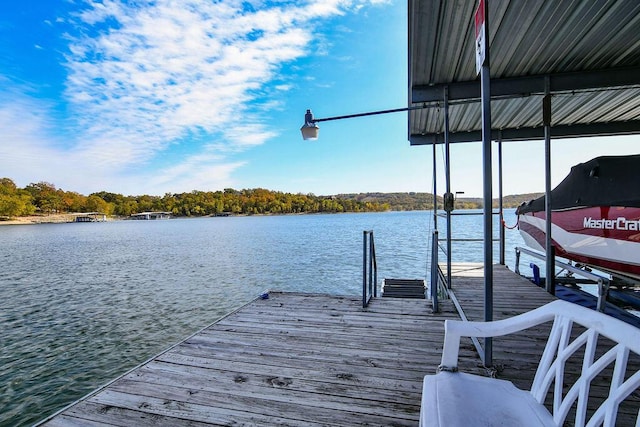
[1,1,638,197]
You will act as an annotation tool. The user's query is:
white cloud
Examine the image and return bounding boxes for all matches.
[0,96,119,191]
[64,0,318,162]
[146,157,247,194]
[0,0,388,195]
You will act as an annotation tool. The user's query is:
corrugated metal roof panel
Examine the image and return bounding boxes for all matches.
[408,0,640,144]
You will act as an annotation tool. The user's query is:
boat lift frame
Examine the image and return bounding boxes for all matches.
[515,246,610,313]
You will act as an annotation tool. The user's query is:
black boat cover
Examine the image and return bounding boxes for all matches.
[516,155,640,214]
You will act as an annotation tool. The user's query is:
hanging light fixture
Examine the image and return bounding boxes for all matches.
[300,105,431,141]
[300,109,320,140]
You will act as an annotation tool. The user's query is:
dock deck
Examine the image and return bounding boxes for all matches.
[40,265,639,426]
[40,293,483,426]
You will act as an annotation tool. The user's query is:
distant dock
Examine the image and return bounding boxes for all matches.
[130,211,172,220]
[73,212,107,222]
[38,265,639,426]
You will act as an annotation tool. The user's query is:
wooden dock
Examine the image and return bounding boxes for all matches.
[39,265,639,426]
[39,293,485,426]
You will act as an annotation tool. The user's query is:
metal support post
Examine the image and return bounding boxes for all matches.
[543,78,555,295]
[444,87,453,287]
[479,0,493,367]
[432,135,438,230]
[498,137,505,265]
[596,278,609,312]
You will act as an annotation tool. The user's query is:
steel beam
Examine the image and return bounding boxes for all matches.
[409,119,640,145]
[412,66,640,103]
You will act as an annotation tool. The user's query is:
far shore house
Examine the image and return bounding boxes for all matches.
[130,211,171,220]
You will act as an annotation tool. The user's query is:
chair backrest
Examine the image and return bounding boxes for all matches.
[529,301,640,427]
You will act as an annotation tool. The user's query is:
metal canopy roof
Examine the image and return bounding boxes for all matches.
[408,0,640,145]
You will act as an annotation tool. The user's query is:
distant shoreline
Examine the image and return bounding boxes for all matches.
[0,212,345,226]
[0,214,117,226]
[0,207,521,226]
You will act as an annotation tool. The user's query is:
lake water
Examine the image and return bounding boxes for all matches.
[0,210,527,426]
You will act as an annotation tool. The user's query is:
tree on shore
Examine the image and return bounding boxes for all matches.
[0,178,36,218]
[0,179,390,218]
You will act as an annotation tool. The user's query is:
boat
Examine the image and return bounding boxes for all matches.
[516,155,640,282]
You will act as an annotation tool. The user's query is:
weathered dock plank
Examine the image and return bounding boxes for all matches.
[39,292,484,426]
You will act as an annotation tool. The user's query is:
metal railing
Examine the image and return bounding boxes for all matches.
[430,230,440,312]
[515,246,610,312]
[436,210,502,292]
[429,229,451,313]
[362,230,378,308]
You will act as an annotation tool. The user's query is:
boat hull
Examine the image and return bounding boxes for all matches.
[518,206,640,281]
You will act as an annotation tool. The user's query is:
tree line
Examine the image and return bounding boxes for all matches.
[0,178,391,218]
[337,192,543,210]
[0,178,542,220]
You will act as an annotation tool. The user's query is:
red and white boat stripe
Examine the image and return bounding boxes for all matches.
[518,207,640,280]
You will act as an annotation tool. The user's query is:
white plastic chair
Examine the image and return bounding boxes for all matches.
[420,300,640,427]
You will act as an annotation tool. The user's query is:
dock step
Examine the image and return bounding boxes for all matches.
[382,279,426,299]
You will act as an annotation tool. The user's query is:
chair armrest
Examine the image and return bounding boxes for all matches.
[440,300,562,370]
[434,299,640,427]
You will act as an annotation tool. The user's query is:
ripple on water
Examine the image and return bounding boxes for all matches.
[0,211,526,426]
